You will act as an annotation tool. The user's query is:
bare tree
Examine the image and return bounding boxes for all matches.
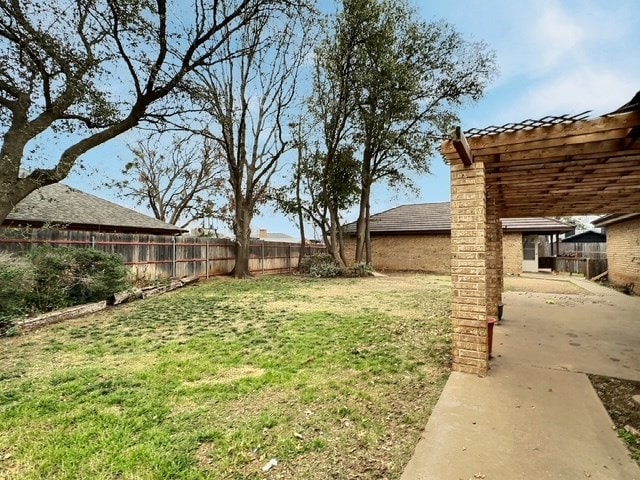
[190,2,314,277]
[108,134,226,228]
[0,0,301,224]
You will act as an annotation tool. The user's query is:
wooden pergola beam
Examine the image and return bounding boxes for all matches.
[487,171,640,186]
[442,110,640,156]
[625,126,640,149]
[486,157,640,175]
[452,126,474,167]
[467,128,631,157]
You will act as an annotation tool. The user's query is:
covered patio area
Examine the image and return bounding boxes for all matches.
[401,274,640,479]
[441,101,640,376]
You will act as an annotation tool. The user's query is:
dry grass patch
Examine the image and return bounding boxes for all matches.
[183,366,266,387]
[504,276,589,295]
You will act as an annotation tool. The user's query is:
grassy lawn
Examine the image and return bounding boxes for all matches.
[0,274,452,479]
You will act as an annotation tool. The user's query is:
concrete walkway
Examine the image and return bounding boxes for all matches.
[401,276,640,480]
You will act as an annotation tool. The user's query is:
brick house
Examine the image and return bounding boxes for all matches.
[343,202,573,274]
[592,213,640,294]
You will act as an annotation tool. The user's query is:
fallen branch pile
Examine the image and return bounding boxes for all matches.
[17,276,200,333]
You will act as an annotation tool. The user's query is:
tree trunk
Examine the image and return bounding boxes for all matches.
[0,178,42,224]
[354,182,371,264]
[231,205,253,278]
[0,199,14,224]
[328,205,346,268]
[355,143,373,264]
[295,146,306,267]
[365,200,372,265]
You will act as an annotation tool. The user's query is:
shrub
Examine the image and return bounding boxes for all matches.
[347,262,374,277]
[64,248,130,303]
[300,253,344,278]
[28,246,130,311]
[27,246,75,310]
[0,254,35,334]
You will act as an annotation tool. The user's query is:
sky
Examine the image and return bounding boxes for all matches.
[65,0,640,239]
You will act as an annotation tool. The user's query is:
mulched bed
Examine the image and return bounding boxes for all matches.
[589,374,640,464]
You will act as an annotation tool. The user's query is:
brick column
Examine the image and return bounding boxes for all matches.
[450,161,489,376]
[497,219,504,307]
[486,198,502,318]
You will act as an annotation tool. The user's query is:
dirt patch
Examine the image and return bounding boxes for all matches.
[589,374,640,464]
[195,442,215,470]
[183,366,265,387]
[504,276,589,295]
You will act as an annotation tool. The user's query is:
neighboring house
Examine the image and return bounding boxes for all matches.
[559,230,607,259]
[343,202,574,274]
[255,229,299,244]
[561,230,606,243]
[592,214,640,294]
[562,230,607,243]
[2,183,185,235]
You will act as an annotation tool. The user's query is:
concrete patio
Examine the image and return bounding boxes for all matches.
[401,276,640,480]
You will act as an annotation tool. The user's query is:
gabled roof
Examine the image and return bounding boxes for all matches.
[343,202,574,234]
[345,202,451,233]
[4,183,185,234]
[561,230,606,243]
[592,213,640,228]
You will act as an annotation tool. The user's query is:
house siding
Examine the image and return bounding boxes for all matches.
[502,232,523,275]
[606,218,640,294]
[344,234,451,273]
[344,232,522,275]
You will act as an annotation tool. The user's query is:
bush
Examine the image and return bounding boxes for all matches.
[28,246,130,311]
[347,262,374,277]
[0,254,35,334]
[0,247,130,334]
[300,253,344,278]
[64,247,130,304]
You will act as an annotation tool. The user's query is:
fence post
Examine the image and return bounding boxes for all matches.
[172,236,177,278]
[261,240,265,275]
[288,244,292,273]
[205,239,210,279]
[586,258,591,280]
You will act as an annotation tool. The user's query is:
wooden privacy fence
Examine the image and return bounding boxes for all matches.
[539,241,607,260]
[552,257,608,280]
[0,229,325,280]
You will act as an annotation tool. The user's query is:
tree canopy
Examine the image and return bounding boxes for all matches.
[0,0,307,223]
[307,0,497,264]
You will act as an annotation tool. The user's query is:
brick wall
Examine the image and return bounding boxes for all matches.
[606,218,640,294]
[344,232,521,276]
[502,232,523,275]
[343,234,451,273]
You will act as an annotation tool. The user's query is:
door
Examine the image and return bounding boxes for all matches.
[522,234,538,272]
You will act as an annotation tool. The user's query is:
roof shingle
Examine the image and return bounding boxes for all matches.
[4,183,185,234]
[344,202,574,234]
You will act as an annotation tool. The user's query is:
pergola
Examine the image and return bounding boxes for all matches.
[441,99,640,376]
